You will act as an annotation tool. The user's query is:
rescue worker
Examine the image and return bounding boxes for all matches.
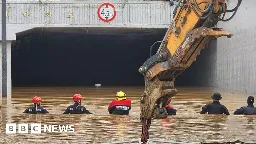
[200,92,230,115]
[108,91,131,115]
[63,94,92,114]
[23,96,49,114]
[234,96,256,115]
[166,98,177,115]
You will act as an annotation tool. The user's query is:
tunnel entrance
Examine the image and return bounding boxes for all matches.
[11,27,215,87]
[12,27,166,86]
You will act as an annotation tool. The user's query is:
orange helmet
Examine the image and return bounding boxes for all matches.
[32,96,42,104]
[73,94,83,102]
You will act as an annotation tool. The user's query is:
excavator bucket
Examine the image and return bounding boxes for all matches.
[140,27,233,144]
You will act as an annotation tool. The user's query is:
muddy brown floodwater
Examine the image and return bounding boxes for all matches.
[0,87,255,144]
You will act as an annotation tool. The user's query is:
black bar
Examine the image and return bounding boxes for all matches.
[2,0,7,97]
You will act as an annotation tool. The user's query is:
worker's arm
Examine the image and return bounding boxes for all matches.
[84,110,92,114]
[63,106,70,114]
[222,105,230,115]
[234,107,244,115]
[81,106,92,114]
[38,106,49,113]
[108,106,115,114]
[200,105,209,114]
[42,108,49,113]
[23,108,30,113]
[108,101,115,114]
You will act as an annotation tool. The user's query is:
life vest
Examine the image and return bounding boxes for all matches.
[108,99,131,112]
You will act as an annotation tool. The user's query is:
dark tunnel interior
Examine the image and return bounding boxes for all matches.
[11,27,215,87]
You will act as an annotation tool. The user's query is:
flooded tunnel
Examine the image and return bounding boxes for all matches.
[11,27,215,87]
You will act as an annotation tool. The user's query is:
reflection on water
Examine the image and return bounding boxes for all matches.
[0,87,256,143]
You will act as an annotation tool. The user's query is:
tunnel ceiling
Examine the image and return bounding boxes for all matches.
[12,27,214,87]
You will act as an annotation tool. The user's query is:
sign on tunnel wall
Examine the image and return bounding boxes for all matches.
[97,3,117,22]
[2,1,171,31]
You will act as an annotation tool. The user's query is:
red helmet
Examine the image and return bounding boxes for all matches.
[73,94,83,102]
[32,96,42,104]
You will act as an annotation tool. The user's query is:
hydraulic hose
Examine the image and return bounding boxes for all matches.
[219,0,242,22]
[150,41,162,57]
[191,3,213,19]
[192,0,214,13]
[226,0,242,12]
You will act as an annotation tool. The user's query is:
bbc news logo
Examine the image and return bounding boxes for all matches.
[6,123,75,134]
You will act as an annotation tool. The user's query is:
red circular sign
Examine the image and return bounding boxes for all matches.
[97,3,117,23]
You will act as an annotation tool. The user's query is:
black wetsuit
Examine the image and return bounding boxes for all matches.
[166,108,177,115]
[109,106,131,115]
[234,104,256,115]
[63,102,92,114]
[23,104,49,114]
[200,101,230,115]
[108,99,131,115]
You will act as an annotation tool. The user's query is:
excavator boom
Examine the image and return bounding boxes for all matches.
[139,0,242,143]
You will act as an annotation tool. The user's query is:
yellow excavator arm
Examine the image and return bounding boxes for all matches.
[139,0,242,143]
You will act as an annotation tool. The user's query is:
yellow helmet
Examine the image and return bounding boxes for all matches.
[116,91,126,100]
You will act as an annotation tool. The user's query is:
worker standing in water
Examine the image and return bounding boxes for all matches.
[108,91,131,115]
[234,96,256,115]
[23,96,49,114]
[166,98,177,115]
[63,94,92,114]
[200,92,230,115]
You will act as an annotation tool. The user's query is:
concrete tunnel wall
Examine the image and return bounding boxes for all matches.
[179,0,256,94]
[176,40,216,87]
[211,0,256,94]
